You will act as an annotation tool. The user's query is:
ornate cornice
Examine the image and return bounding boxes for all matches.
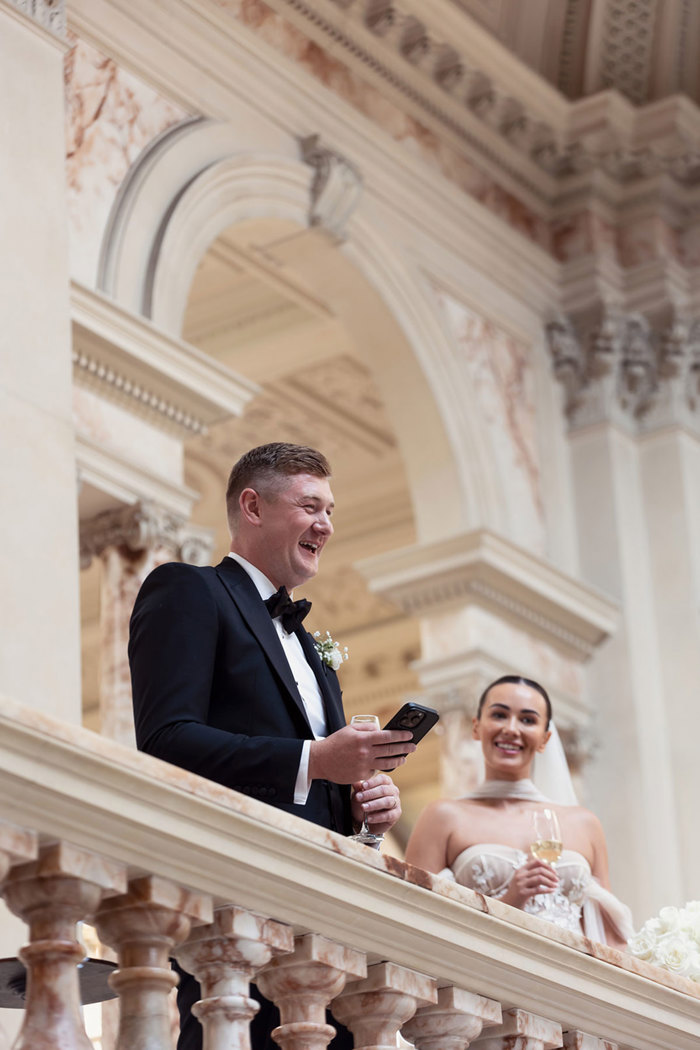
[80,500,215,568]
[547,309,700,432]
[71,281,259,437]
[356,529,618,660]
[269,0,700,195]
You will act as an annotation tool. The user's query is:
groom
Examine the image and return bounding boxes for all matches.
[129,442,414,1049]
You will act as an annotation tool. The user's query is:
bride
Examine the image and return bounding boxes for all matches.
[405,675,633,948]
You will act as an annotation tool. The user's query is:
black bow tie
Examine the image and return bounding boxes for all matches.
[264,586,312,634]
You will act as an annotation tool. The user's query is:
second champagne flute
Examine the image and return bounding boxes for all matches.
[349,714,384,849]
[530,807,563,863]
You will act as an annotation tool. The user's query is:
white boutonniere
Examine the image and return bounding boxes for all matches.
[313,631,349,672]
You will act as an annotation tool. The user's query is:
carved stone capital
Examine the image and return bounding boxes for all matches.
[6,0,66,36]
[80,501,215,568]
[547,309,700,433]
[299,135,363,240]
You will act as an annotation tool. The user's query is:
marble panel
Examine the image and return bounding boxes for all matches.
[65,35,188,286]
[617,216,680,267]
[431,290,545,553]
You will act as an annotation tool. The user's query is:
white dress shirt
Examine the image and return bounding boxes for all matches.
[227,552,327,803]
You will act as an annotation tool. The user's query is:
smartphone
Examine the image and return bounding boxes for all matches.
[382,701,439,750]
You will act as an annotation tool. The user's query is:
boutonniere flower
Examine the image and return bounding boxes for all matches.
[313,631,349,672]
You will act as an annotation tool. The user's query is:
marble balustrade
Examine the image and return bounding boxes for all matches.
[0,694,698,1050]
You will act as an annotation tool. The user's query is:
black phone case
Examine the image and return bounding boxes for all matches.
[382,702,439,744]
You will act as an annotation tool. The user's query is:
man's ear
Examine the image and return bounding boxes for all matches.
[239,488,263,527]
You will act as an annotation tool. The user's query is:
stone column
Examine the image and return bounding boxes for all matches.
[257,932,367,1050]
[469,1007,561,1050]
[331,961,436,1050]
[402,985,502,1050]
[174,905,294,1050]
[547,307,700,914]
[94,874,212,1050]
[0,0,81,724]
[2,842,126,1050]
[80,500,214,744]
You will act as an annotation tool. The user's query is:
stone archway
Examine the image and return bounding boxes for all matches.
[98,118,503,543]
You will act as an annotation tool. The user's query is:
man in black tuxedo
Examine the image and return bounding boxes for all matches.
[129,442,414,1050]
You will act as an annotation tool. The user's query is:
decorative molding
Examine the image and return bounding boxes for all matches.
[269,0,700,191]
[299,134,363,240]
[5,0,66,36]
[356,529,619,660]
[71,281,259,436]
[547,310,700,432]
[80,500,214,569]
[75,436,200,520]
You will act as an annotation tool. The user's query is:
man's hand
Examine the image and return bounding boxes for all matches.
[308,724,416,784]
[351,774,402,834]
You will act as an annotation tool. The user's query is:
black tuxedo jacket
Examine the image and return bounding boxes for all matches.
[129,557,352,834]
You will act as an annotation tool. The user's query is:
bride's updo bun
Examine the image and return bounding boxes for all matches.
[476,675,552,728]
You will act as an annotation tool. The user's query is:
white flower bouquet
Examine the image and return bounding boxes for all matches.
[628,901,700,981]
[313,630,349,671]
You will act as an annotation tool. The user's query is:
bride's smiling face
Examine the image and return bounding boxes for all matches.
[473,681,551,780]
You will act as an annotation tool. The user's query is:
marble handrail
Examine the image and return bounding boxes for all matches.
[0,693,698,1050]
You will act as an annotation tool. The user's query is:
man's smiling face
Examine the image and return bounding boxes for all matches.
[249,472,334,590]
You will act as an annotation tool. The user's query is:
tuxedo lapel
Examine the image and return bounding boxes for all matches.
[297,629,346,734]
[214,558,312,732]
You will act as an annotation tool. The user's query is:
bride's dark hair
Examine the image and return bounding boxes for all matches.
[476,675,552,728]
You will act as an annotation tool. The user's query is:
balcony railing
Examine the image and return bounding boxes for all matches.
[0,693,698,1050]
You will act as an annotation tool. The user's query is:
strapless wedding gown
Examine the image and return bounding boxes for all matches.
[444,843,633,943]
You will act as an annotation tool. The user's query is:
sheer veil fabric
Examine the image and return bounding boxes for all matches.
[442,723,634,944]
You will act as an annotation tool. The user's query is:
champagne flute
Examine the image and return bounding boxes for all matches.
[349,714,384,849]
[530,807,562,863]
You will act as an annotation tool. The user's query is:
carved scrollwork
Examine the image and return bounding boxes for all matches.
[80,501,214,569]
[299,134,363,241]
[8,0,65,35]
[547,309,700,429]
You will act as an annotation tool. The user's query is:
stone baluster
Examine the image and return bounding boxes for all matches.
[0,819,37,882]
[257,932,367,1050]
[470,1007,562,1050]
[562,1032,617,1050]
[402,985,502,1050]
[94,874,212,1050]
[332,960,437,1049]
[2,841,127,1050]
[174,905,294,1050]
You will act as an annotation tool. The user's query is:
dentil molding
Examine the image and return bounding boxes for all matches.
[356,529,618,660]
[71,281,259,437]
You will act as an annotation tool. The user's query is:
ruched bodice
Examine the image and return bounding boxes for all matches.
[450,844,591,932]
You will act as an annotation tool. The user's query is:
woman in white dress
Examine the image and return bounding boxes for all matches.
[405,675,633,948]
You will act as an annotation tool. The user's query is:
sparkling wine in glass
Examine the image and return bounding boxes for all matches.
[349,714,384,849]
[530,807,562,863]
